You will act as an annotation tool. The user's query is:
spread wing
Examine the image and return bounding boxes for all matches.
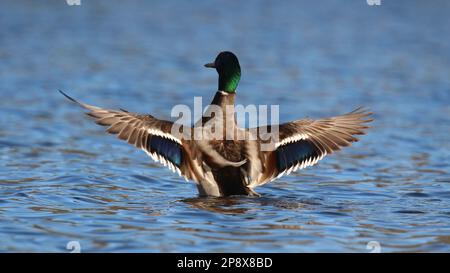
[251,108,373,187]
[59,90,190,179]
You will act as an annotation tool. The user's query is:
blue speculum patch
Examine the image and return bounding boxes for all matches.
[147,136,182,167]
[276,140,318,171]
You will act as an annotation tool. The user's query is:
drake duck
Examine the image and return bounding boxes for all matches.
[60,51,372,197]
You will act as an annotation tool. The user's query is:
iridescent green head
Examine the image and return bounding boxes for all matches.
[204,51,241,93]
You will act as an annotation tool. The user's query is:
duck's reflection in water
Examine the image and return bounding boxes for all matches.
[180,196,251,215]
[180,194,321,215]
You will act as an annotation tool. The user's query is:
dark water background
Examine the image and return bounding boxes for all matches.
[0,0,449,252]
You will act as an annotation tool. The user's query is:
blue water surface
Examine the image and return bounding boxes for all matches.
[0,0,450,252]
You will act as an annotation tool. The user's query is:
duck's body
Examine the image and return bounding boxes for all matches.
[61,51,372,197]
[190,91,254,196]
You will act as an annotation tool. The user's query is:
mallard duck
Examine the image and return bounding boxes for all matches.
[60,51,372,197]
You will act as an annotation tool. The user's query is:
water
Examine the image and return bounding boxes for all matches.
[0,0,449,252]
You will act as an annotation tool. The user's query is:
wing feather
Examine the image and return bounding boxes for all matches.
[59,90,192,180]
[250,108,373,187]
